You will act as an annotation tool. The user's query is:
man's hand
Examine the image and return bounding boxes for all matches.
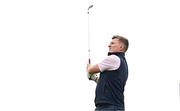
[87,64,100,82]
[88,73,99,83]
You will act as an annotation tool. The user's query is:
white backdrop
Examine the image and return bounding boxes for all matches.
[0,0,180,111]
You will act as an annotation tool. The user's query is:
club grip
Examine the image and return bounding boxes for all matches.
[88,58,91,64]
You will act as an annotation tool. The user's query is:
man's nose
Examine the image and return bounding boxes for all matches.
[108,44,110,48]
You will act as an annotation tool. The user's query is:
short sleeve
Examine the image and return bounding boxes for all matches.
[98,55,121,72]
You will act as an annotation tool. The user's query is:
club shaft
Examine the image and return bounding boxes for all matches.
[87,5,93,64]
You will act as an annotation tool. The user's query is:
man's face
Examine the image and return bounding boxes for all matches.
[108,38,123,52]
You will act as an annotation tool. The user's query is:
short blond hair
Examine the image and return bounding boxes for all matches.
[112,35,129,52]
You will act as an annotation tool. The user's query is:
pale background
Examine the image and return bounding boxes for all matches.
[0,0,180,111]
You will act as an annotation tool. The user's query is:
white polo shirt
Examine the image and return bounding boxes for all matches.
[98,55,121,72]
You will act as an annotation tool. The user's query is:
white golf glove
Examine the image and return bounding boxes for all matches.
[88,73,99,83]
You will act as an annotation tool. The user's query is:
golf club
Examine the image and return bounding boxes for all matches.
[87,5,93,64]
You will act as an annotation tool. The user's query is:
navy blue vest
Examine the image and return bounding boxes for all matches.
[95,52,128,109]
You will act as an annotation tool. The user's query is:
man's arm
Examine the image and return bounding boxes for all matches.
[87,64,100,74]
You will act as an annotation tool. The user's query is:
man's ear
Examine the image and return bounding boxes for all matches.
[120,44,123,49]
[120,44,124,51]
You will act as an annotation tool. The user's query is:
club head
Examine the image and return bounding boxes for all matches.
[88,5,93,10]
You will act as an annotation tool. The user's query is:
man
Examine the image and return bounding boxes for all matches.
[87,35,129,111]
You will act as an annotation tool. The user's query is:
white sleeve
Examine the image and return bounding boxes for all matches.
[98,55,121,72]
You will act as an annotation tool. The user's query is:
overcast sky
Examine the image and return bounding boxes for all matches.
[0,0,180,111]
